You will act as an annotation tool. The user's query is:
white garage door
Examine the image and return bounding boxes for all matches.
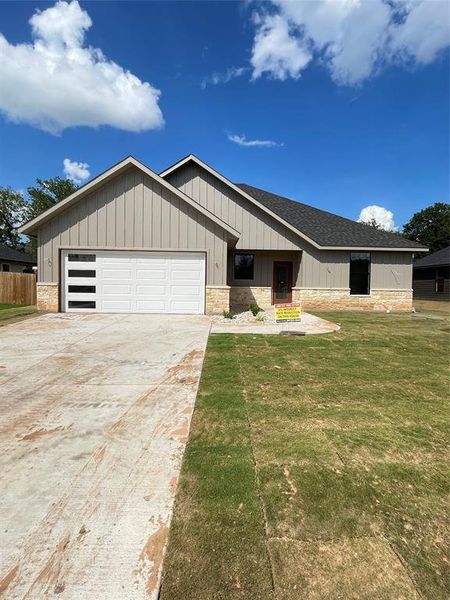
[62,251,205,314]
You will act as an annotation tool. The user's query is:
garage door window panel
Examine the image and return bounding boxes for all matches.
[68,300,96,309]
[68,254,96,262]
[68,269,96,278]
[68,285,96,293]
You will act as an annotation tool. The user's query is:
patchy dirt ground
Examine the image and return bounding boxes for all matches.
[0,313,210,599]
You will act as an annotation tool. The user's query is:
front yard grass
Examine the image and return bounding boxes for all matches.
[0,303,37,325]
[414,299,449,315]
[160,311,449,600]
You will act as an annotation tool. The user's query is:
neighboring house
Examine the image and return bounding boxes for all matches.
[0,244,36,273]
[413,246,450,300]
[20,154,427,314]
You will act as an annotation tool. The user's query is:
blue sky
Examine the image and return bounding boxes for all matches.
[0,0,448,230]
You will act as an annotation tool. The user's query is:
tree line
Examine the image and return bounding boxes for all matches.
[0,177,449,256]
[0,177,78,255]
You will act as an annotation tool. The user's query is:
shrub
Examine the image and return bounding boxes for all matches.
[222,310,235,320]
[249,303,263,316]
[255,312,266,322]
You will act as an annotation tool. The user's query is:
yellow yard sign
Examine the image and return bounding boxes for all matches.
[274,302,302,323]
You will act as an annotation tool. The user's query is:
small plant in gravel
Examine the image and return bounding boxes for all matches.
[255,312,266,322]
[222,310,235,319]
[249,303,263,316]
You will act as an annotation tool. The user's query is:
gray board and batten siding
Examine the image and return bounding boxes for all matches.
[166,162,413,291]
[37,166,229,286]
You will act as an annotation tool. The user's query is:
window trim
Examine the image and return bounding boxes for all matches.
[349,251,371,296]
[2,263,10,272]
[233,253,255,281]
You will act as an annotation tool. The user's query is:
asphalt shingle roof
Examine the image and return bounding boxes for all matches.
[413,246,449,269]
[236,183,427,250]
[0,244,36,264]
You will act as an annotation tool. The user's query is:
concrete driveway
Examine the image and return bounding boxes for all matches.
[0,313,211,599]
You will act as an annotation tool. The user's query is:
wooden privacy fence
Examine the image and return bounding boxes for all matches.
[0,272,37,306]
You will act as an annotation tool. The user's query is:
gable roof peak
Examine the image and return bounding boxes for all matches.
[20,155,239,239]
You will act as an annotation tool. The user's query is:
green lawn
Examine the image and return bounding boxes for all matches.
[160,311,449,600]
[0,303,37,324]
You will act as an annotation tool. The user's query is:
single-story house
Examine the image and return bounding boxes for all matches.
[0,244,36,273]
[19,154,427,314]
[413,246,449,300]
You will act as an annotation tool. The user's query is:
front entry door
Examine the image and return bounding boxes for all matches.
[273,261,293,304]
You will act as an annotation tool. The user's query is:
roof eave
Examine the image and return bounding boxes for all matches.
[0,257,36,264]
[319,245,428,252]
[161,155,427,253]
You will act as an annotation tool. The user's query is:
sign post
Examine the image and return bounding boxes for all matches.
[274,302,302,323]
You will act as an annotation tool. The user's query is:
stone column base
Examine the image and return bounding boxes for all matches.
[205,286,230,315]
[37,283,59,312]
[292,288,413,312]
[230,286,272,309]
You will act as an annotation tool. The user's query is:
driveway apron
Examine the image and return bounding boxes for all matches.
[0,313,211,599]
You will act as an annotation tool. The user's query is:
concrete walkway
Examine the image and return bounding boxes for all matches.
[0,313,211,599]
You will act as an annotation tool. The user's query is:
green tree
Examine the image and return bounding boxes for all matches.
[0,187,27,249]
[403,202,450,253]
[25,177,79,221]
[365,218,382,230]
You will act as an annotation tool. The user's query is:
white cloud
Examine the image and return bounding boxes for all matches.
[391,0,450,65]
[358,205,397,231]
[201,66,247,89]
[63,158,90,184]
[228,133,283,148]
[0,1,164,134]
[250,0,450,85]
[251,13,312,81]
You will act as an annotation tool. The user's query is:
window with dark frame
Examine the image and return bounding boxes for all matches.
[2,264,10,272]
[234,254,254,280]
[435,267,448,294]
[350,252,371,295]
[436,278,444,293]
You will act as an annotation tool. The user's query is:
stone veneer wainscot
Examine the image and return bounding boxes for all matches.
[292,288,413,312]
[37,283,59,312]
[205,286,230,314]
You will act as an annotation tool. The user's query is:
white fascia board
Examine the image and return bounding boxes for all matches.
[324,246,428,252]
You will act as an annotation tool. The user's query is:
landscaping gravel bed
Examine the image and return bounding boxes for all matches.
[211,308,340,334]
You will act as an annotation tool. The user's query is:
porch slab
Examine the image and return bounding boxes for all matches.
[210,310,339,335]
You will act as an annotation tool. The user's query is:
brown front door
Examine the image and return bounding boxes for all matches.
[273,261,293,304]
